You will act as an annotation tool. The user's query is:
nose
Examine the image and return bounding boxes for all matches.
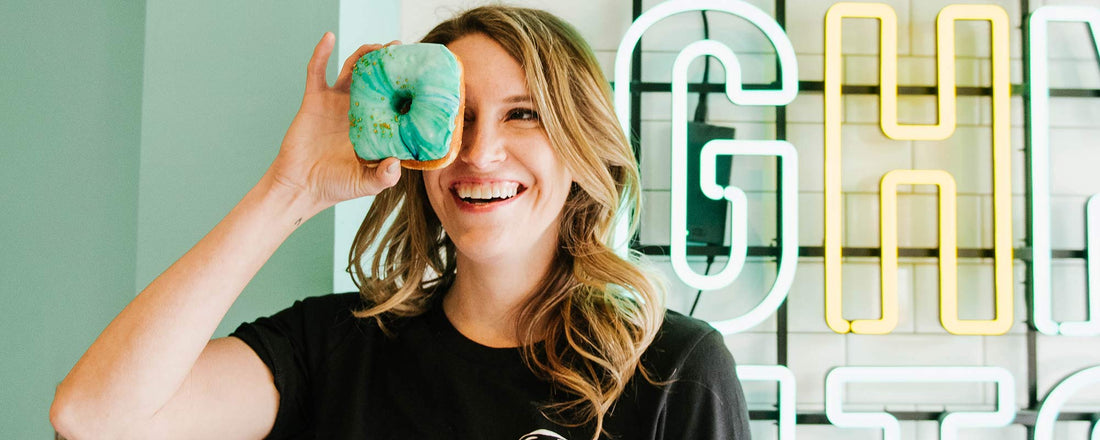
[459,116,507,169]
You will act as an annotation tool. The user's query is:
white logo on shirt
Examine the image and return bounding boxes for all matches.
[519,429,567,440]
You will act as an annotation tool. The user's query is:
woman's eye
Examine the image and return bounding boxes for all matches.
[507,108,539,121]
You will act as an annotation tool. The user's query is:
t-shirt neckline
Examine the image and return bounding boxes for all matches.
[425,293,531,368]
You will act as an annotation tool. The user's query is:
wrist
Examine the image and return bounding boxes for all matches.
[254,171,327,225]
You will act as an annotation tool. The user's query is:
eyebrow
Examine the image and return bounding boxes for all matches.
[503,95,533,104]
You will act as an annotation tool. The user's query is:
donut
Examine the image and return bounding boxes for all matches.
[348,43,465,170]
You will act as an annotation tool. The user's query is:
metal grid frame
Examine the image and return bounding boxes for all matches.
[625,0,1099,431]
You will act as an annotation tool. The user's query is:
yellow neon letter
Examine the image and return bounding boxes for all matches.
[824,3,1013,335]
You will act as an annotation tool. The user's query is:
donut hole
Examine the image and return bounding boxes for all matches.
[393,93,414,115]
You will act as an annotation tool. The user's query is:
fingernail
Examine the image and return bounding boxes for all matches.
[387,162,400,175]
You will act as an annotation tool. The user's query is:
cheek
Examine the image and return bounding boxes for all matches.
[554,169,573,200]
[422,171,446,212]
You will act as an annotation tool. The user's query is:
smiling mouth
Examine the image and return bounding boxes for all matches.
[451,181,527,205]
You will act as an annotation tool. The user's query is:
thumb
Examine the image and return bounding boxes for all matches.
[365,158,402,193]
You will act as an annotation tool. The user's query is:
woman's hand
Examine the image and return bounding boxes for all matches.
[268,32,403,210]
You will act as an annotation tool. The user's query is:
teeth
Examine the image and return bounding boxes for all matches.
[455,182,520,200]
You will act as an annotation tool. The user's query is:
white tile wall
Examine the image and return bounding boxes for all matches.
[846,335,988,405]
[836,261,917,332]
[724,331,779,366]
[1048,58,1100,89]
[399,0,1100,436]
[640,89,778,123]
[1051,259,1090,322]
[691,259,781,331]
[785,123,826,192]
[1051,195,1089,248]
[910,0,1023,59]
[923,424,1029,440]
[844,193,882,247]
[796,424,891,440]
[982,334,1031,408]
[798,191,826,246]
[840,124,914,192]
[797,53,825,82]
[787,0,915,56]
[1048,129,1100,195]
[1036,335,1100,408]
[786,261,833,333]
[787,332,848,409]
[912,126,995,195]
[1047,97,1100,128]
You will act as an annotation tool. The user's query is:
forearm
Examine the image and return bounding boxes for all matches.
[52,171,324,435]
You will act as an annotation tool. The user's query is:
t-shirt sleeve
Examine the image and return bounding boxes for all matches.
[662,328,752,439]
[229,294,355,439]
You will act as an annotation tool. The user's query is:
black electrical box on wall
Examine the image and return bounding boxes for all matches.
[685,121,735,246]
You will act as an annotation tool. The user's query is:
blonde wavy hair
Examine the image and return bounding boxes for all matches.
[347,5,666,438]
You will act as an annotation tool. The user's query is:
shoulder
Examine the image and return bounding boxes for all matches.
[655,309,722,348]
[636,311,751,438]
[286,291,365,320]
[287,291,365,314]
[245,292,367,334]
[642,309,732,378]
[255,292,370,329]
[229,292,381,362]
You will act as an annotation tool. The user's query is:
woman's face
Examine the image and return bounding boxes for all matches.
[423,33,573,264]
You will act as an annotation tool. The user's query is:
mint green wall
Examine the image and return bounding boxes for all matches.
[136,0,339,339]
[0,0,145,437]
[1,0,340,436]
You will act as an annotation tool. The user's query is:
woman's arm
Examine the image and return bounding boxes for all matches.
[50,33,401,439]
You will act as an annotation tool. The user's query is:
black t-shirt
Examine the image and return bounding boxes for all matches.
[230,292,751,439]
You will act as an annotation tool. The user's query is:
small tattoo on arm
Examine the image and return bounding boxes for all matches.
[294,217,302,227]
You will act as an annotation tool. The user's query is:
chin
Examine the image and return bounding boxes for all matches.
[450,231,515,261]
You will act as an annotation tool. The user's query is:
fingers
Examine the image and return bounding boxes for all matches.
[305,32,336,94]
[334,40,404,91]
[363,157,402,193]
[334,43,385,91]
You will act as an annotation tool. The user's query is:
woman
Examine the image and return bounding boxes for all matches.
[51,6,750,439]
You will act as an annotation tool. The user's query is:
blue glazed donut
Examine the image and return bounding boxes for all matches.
[348,43,464,170]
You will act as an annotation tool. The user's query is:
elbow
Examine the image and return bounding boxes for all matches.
[50,385,127,440]
[50,388,79,440]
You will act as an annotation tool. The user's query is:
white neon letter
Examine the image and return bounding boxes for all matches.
[1028,6,1100,336]
[737,365,796,439]
[614,0,800,334]
[1034,365,1100,439]
[825,366,1016,440]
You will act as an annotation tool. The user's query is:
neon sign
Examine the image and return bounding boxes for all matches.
[614,0,800,335]
[609,0,1100,437]
[823,2,1014,336]
[737,365,796,439]
[825,366,1017,440]
[1027,6,1100,336]
[1033,365,1100,439]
